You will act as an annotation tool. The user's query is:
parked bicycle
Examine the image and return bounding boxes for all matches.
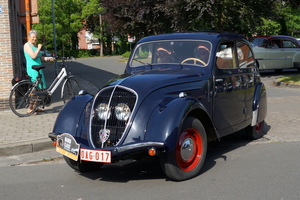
[9,56,81,117]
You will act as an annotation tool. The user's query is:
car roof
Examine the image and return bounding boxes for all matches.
[251,35,296,40]
[137,31,247,44]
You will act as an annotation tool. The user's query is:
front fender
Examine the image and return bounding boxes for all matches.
[145,97,207,152]
[50,94,93,138]
[251,82,267,126]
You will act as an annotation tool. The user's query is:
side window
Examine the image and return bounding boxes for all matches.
[237,41,255,68]
[267,40,281,48]
[283,40,298,48]
[216,41,236,69]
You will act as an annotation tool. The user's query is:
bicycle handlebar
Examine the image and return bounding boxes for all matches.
[55,56,76,61]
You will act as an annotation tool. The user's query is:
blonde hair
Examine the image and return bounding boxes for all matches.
[28,30,38,37]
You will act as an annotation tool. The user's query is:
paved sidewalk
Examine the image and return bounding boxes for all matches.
[0,65,99,157]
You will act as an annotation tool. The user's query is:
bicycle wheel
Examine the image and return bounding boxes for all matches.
[62,77,81,103]
[9,81,40,117]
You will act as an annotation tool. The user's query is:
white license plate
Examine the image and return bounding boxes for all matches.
[80,148,111,163]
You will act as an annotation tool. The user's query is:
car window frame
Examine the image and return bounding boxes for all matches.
[129,39,213,68]
[215,40,237,70]
[235,40,256,69]
[282,39,298,48]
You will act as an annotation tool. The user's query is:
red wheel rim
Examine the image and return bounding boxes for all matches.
[255,122,262,132]
[176,128,203,171]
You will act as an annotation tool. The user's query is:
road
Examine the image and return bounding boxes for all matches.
[1,60,300,200]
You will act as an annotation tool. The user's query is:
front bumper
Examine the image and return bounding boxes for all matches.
[49,132,165,161]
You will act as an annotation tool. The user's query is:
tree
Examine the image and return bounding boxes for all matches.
[101,0,279,38]
[33,0,84,53]
[81,0,105,56]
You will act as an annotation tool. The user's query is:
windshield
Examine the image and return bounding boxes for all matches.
[130,40,212,67]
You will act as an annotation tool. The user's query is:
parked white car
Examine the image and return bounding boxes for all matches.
[250,35,300,72]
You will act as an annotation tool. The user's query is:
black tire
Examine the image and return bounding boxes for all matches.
[160,117,207,181]
[62,77,81,103]
[245,120,265,140]
[64,156,104,172]
[9,81,39,117]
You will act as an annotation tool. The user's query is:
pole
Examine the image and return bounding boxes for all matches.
[51,0,58,75]
[99,13,103,57]
[25,0,31,38]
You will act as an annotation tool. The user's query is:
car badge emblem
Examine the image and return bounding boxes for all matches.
[99,129,110,148]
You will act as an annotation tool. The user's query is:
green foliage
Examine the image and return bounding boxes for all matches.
[122,51,131,58]
[33,0,84,51]
[59,49,100,58]
[256,18,281,35]
[139,50,149,58]
[277,75,300,85]
[32,0,300,59]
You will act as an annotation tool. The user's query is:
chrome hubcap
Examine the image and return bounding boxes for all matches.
[180,138,195,161]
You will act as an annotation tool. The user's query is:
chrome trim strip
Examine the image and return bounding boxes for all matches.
[115,142,165,153]
[251,109,258,126]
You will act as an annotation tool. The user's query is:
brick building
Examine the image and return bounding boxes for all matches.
[0,0,24,111]
[77,29,100,50]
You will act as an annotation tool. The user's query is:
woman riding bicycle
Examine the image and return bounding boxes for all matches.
[23,30,55,113]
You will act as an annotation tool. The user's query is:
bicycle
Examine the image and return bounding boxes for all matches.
[9,56,81,117]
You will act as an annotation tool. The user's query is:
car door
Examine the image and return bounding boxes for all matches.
[282,39,300,68]
[265,39,286,69]
[213,40,245,136]
[236,40,256,122]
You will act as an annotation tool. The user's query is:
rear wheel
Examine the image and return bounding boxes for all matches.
[160,117,207,181]
[64,156,104,172]
[9,81,39,117]
[62,77,81,103]
[245,120,265,140]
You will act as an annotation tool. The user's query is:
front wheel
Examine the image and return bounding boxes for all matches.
[160,117,207,181]
[64,156,104,172]
[245,120,265,140]
[62,77,81,103]
[9,81,40,117]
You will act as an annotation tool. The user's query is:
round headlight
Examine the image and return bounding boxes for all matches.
[96,103,111,120]
[115,103,131,121]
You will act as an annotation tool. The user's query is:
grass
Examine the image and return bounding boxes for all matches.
[277,75,300,85]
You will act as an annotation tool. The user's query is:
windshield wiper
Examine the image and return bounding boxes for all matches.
[133,59,152,68]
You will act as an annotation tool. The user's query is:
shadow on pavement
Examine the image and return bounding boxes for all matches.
[75,122,271,182]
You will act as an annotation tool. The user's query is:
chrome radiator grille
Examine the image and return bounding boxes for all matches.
[90,86,137,148]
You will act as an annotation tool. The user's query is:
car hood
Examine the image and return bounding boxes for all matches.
[105,66,207,95]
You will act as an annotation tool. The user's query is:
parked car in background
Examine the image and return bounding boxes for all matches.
[40,49,56,57]
[49,31,267,181]
[250,35,300,72]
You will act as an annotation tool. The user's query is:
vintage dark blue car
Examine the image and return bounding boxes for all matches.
[49,31,267,181]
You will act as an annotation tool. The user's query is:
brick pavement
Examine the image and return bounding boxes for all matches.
[0,63,99,156]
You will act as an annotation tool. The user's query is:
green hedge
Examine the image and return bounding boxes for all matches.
[57,49,100,58]
[122,51,131,58]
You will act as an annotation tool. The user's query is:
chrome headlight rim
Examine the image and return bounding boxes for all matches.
[95,103,111,120]
[115,103,131,121]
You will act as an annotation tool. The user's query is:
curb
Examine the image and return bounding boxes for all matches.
[0,138,54,157]
[272,80,300,88]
